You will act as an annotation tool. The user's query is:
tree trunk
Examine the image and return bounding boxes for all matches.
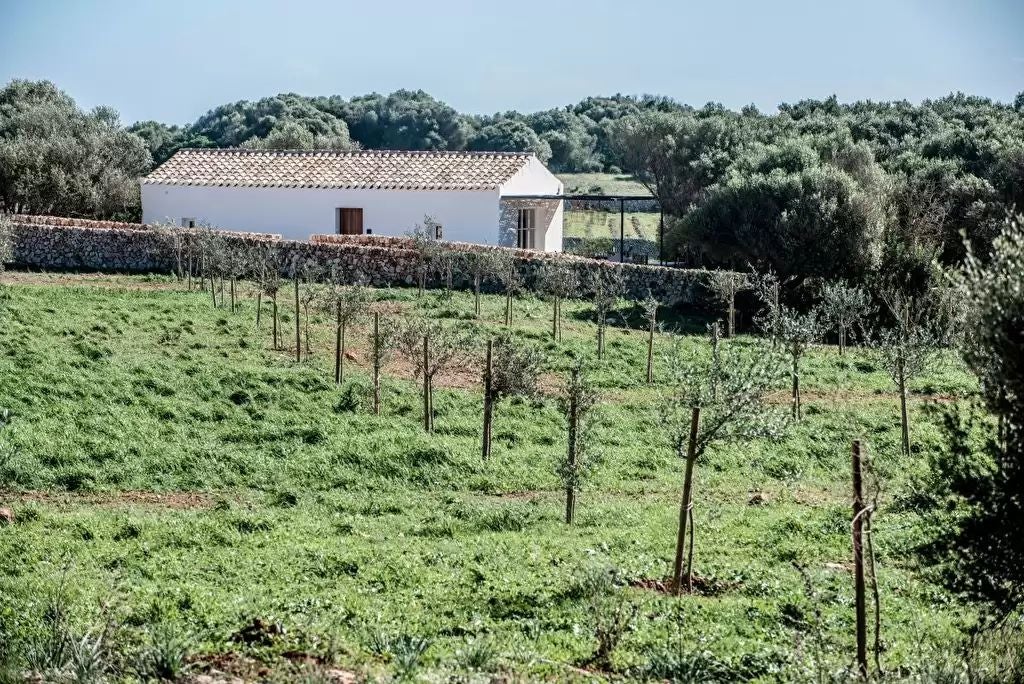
[597,324,604,360]
[210,275,217,308]
[646,318,655,384]
[294,278,301,362]
[482,339,493,459]
[187,243,193,291]
[839,325,846,355]
[474,276,481,318]
[422,334,431,432]
[256,292,262,327]
[727,295,735,338]
[898,370,910,457]
[792,366,801,421]
[272,294,278,349]
[556,298,563,343]
[504,291,512,326]
[852,440,868,679]
[372,313,382,415]
[334,301,342,384]
[230,277,236,313]
[552,296,558,340]
[672,407,701,594]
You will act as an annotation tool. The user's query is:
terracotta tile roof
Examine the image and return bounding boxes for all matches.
[142,148,534,191]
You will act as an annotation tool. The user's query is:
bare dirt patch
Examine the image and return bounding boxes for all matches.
[2,271,179,291]
[0,490,221,510]
[629,574,738,597]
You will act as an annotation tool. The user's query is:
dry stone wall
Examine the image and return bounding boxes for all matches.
[7,215,711,306]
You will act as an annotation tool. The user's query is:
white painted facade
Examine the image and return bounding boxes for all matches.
[141,153,565,250]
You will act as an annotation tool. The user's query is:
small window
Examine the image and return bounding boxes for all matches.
[181,218,196,228]
[337,208,364,235]
[516,208,536,249]
[434,224,443,240]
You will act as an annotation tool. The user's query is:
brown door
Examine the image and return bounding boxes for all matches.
[338,208,364,235]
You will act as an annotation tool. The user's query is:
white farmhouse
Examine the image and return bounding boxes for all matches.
[141,148,564,250]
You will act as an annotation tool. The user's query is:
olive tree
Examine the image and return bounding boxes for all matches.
[538,259,580,342]
[662,339,787,593]
[463,249,503,318]
[820,280,873,355]
[298,263,326,356]
[588,267,624,360]
[322,278,368,384]
[704,270,749,338]
[397,317,469,432]
[873,290,946,457]
[778,306,821,420]
[638,292,660,384]
[558,358,600,524]
[750,269,784,345]
[252,244,285,349]
[481,332,543,459]
[366,310,398,415]
[492,251,522,326]
[407,218,440,296]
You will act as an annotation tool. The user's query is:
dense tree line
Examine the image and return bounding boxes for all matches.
[2,79,1021,278]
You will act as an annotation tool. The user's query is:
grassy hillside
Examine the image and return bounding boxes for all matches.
[0,273,1013,682]
[556,173,653,197]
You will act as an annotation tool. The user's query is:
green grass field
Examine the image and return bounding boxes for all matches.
[0,273,1014,682]
[556,173,652,197]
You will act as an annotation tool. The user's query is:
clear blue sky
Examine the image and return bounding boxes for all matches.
[2,0,1021,126]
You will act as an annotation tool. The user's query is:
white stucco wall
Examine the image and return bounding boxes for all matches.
[142,184,503,243]
[141,153,566,249]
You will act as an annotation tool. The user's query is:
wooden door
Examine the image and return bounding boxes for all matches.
[338,208,364,235]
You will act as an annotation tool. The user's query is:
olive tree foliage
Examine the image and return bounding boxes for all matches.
[251,242,285,349]
[638,292,660,384]
[481,332,543,459]
[537,260,580,341]
[0,213,13,273]
[463,249,504,318]
[778,306,822,421]
[704,270,749,338]
[819,280,874,354]
[321,277,369,384]
[0,80,151,220]
[661,339,788,593]
[749,269,784,345]
[917,213,1024,613]
[872,289,948,457]
[587,267,623,359]
[406,217,441,296]
[558,359,600,525]
[490,250,522,326]
[396,316,470,432]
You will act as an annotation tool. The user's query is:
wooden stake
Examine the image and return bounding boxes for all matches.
[294,278,301,362]
[672,407,701,594]
[852,440,868,679]
[482,339,493,459]
[372,313,381,415]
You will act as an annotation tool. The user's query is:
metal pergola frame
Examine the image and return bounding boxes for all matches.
[502,194,663,264]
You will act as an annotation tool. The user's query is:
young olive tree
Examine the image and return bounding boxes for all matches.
[588,266,624,360]
[223,243,250,314]
[366,309,397,415]
[538,259,580,342]
[492,251,522,326]
[481,333,543,459]
[463,249,502,318]
[434,245,458,294]
[397,317,469,432]
[704,270,749,338]
[558,358,600,524]
[778,306,821,421]
[662,340,787,593]
[639,292,660,384]
[253,243,285,349]
[407,217,440,296]
[750,269,784,346]
[323,280,369,384]
[873,290,946,457]
[820,280,873,355]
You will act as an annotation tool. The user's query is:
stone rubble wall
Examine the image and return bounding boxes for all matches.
[7,216,711,306]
